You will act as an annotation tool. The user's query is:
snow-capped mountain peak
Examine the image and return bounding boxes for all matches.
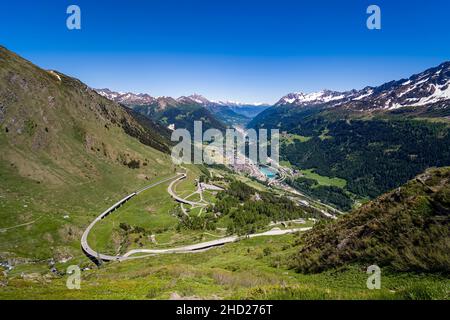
[187,94,210,104]
[175,94,211,105]
[275,61,450,111]
[276,90,351,106]
[344,61,450,110]
[213,100,265,107]
[96,88,122,100]
[95,89,156,105]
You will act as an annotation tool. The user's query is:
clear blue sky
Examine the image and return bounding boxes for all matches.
[1,0,449,103]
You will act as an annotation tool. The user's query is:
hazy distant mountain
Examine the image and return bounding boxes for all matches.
[95,90,225,132]
[203,103,251,126]
[226,104,271,119]
[95,90,268,127]
[201,98,270,125]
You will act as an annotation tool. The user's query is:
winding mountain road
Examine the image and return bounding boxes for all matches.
[81,175,180,262]
[81,173,312,263]
[166,173,208,207]
[121,227,311,260]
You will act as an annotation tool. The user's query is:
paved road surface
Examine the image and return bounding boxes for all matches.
[167,174,207,207]
[121,227,311,260]
[81,174,312,263]
[80,175,179,262]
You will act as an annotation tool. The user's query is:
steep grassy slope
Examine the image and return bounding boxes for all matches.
[292,167,450,274]
[0,46,176,263]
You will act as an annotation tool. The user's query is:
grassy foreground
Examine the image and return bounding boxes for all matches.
[1,234,447,300]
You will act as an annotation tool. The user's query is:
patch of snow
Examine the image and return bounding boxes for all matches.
[410,82,450,106]
[388,103,404,110]
[353,89,373,101]
[402,80,412,86]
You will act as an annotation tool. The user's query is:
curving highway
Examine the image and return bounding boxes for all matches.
[120,227,311,260]
[81,175,180,262]
[167,173,208,207]
[81,173,312,263]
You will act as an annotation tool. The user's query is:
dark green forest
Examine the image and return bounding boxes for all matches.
[249,100,450,200]
[282,119,450,198]
[177,180,315,235]
[132,103,226,134]
[213,181,314,235]
[286,177,353,211]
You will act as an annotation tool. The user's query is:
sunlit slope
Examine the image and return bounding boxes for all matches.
[292,167,450,274]
[0,46,176,261]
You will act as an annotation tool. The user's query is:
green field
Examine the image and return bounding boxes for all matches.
[1,161,448,301]
[0,150,175,262]
[1,234,447,300]
[87,176,179,255]
[85,163,228,254]
[319,128,333,141]
[298,169,347,188]
[173,164,202,198]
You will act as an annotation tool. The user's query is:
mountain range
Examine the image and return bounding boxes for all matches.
[2,43,450,247]
[274,61,450,111]
[96,61,450,133]
[248,61,450,209]
[94,62,450,209]
[95,89,270,128]
[0,45,449,300]
[251,61,450,134]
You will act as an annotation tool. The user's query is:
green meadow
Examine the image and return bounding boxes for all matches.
[1,234,447,300]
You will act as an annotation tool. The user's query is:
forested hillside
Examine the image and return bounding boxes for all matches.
[282,118,450,198]
[291,167,450,274]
